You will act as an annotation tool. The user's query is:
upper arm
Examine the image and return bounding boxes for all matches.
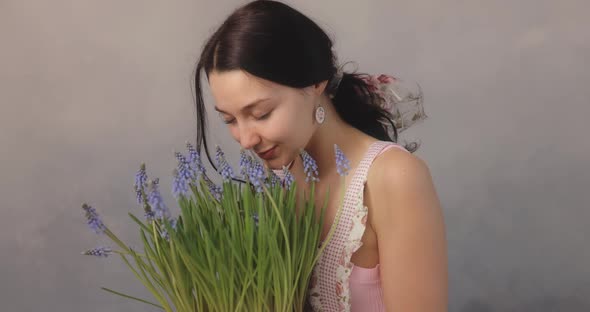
[366,149,448,312]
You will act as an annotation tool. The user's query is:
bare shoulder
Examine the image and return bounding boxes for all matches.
[367,145,433,193]
[365,145,443,228]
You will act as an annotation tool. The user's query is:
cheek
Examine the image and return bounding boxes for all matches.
[268,119,295,141]
[267,107,313,145]
[228,125,241,142]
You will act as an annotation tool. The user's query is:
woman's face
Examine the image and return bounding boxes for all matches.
[208,69,321,169]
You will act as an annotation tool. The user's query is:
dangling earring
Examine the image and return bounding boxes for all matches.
[315,104,326,124]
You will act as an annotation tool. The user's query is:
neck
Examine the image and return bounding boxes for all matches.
[301,100,367,180]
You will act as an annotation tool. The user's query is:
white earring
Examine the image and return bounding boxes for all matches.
[315,105,326,124]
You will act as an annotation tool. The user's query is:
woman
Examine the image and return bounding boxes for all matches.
[192,1,448,311]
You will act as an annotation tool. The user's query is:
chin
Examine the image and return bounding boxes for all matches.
[262,157,285,171]
[264,159,282,170]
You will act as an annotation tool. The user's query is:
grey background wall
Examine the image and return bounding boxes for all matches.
[1,0,589,311]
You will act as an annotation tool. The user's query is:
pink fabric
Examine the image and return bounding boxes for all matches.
[349,264,385,312]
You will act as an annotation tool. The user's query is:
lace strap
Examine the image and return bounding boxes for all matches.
[354,141,408,187]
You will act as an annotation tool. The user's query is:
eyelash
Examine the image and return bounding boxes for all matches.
[222,111,272,125]
[257,111,272,120]
[220,114,235,124]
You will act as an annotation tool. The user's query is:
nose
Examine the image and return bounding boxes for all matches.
[238,123,261,151]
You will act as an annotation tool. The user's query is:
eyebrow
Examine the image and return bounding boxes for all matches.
[214,97,270,114]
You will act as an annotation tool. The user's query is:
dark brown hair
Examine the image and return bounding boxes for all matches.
[193,0,416,175]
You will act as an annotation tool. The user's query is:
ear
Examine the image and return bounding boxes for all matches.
[312,80,329,97]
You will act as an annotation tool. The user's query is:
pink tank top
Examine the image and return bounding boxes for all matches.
[276,141,410,311]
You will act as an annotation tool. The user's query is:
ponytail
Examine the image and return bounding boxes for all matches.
[329,70,420,153]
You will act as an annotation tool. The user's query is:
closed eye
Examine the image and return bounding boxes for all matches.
[256,111,272,120]
[218,112,236,125]
[220,110,272,124]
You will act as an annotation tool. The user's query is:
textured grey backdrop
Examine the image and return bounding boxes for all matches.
[1,0,589,311]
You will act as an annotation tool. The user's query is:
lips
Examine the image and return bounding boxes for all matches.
[256,146,276,160]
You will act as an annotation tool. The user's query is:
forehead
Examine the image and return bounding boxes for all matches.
[208,70,276,110]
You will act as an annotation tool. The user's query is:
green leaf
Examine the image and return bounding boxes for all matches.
[100,287,164,309]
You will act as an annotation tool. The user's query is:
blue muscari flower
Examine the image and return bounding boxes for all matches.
[147,178,170,220]
[172,167,190,199]
[176,151,196,180]
[81,246,113,258]
[133,163,155,219]
[159,217,178,241]
[281,166,295,190]
[300,149,319,183]
[334,144,351,176]
[144,210,156,222]
[134,163,148,204]
[268,169,281,188]
[215,145,235,181]
[134,187,143,205]
[204,176,223,201]
[186,142,206,181]
[82,203,106,235]
[247,160,267,193]
[239,149,251,177]
[160,228,169,241]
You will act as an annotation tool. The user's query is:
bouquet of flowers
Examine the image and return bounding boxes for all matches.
[80,142,351,312]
